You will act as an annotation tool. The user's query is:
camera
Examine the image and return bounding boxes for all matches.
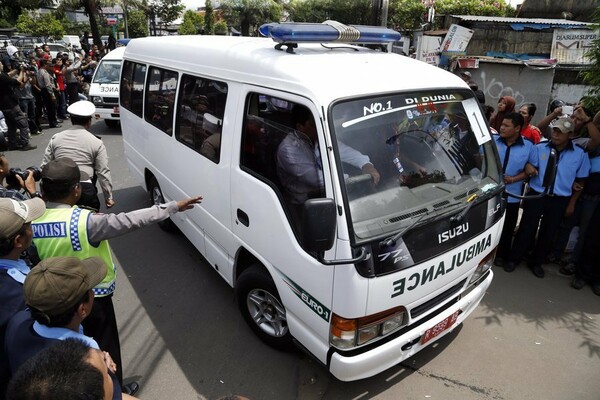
[6,167,42,188]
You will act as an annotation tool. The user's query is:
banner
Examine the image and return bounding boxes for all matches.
[551,29,599,64]
[441,24,473,53]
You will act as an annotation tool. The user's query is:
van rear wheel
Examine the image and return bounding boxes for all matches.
[105,119,120,129]
[236,265,293,350]
[148,176,178,233]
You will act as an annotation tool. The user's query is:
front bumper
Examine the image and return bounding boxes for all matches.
[329,270,493,381]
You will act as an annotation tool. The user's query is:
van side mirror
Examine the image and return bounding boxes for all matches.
[542,148,558,189]
[302,198,336,253]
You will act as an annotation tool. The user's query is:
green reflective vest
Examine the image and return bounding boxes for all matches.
[32,207,116,297]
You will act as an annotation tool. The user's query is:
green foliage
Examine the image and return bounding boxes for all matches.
[128,9,148,38]
[581,7,600,112]
[288,0,372,25]
[178,9,204,34]
[0,0,52,25]
[149,0,185,27]
[434,0,513,17]
[388,0,426,31]
[219,0,282,36]
[16,11,64,38]
[0,18,11,28]
[214,20,228,35]
[204,0,214,34]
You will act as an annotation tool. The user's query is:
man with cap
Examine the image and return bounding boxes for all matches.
[4,256,139,398]
[0,197,46,397]
[31,157,202,386]
[0,48,36,151]
[41,100,113,211]
[505,117,591,277]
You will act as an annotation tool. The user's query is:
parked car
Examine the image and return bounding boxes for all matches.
[12,37,44,50]
[0,35,12,47]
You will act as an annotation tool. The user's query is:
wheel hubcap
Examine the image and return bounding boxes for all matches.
[246,289,288,337]
[152,187,163,206]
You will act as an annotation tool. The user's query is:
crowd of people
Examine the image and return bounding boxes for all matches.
[460,70,600,295]
[0,34,112,151]
[0,72,203,397]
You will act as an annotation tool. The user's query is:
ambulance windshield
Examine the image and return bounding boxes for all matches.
[330,90,501,242]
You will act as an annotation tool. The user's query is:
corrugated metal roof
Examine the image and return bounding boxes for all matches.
[452,15,592,26]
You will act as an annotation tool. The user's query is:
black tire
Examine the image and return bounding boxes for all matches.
[236,265,293,350]
[105,119,120,129]
[148,176,178,233]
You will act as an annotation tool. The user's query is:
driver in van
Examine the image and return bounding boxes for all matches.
[277,104,380,207]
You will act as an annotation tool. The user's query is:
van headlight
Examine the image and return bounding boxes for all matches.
[468,249,495,285]
[330,306,407,349]
[91,96,102,104]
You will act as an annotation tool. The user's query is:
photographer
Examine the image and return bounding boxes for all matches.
[0,47,35,151]
[0,153,40,200]
[16,62,42,136]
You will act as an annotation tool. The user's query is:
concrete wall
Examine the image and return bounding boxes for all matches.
[465,61,555,125]
[551,83,589,107]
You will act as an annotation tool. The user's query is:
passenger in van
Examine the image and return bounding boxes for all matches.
[276,105,380,205]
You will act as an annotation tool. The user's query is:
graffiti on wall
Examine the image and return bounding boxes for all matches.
[478,71,527,107]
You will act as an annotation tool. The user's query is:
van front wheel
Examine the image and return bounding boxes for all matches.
[236,266,293,350]
[148,177,178,233]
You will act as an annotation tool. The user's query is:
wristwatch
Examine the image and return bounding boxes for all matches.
[31,191,43,199]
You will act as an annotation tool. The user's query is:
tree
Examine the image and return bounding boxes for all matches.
[434,0,513,18]
[149,0,185,34]
[288,0,372,25]
[0,0,54,25]
[127,9,148,37]
[178,9,204,35]
[16,11,65,39]
[220,0,281,36]
[581,7,600,112]
[388,0,426,31]
[55,0,105,49]
[214,20,228,35]
[204,0,215,34]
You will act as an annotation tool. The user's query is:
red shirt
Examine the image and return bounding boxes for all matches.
[53,65,65,91]
[521,124,541,144]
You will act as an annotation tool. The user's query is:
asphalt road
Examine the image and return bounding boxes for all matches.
[13,120,600,400]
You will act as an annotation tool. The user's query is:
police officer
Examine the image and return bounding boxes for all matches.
[31,157,202,387]
[491,112,537,270]
[41,100,113,211]
[506,118,591,278]
[0,196,46,396]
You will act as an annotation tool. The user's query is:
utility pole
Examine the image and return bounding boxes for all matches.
[371,0,389,27]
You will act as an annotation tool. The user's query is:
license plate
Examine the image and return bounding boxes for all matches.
[420,310,460,345]
[113,106,120,114]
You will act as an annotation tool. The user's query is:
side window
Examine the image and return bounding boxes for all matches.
[240,93,324,232]
[175,75,227,163]
[120,60,146,118]
[144,67,178,135]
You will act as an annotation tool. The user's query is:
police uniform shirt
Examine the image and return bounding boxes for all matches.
[529,140,591,197]
[35,201,179,244]
[493,134,537,203]
[41,127,114,201]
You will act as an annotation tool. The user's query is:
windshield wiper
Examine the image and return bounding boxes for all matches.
[450,183,498,224]
[381,211,429,247]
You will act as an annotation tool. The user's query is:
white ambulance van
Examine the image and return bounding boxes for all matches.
[120,23,505,381]
[89,46,125,127]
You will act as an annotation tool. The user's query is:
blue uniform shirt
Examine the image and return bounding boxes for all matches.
[530,140,590,196]
[493,134,537,203]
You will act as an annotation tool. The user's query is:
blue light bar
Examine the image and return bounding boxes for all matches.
[259,21,401,44]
